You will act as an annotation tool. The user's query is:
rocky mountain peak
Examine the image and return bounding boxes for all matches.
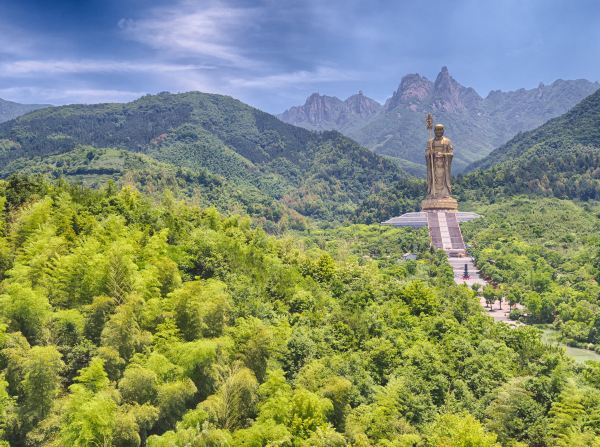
[304,92,343,108]
[432,66,482,112]
[385,74,433,111]
[344,91,381,117]
[278,93,345,127]
[278,91,380,130]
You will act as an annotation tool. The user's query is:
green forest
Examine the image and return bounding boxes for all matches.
[0,176,598,447]
[460,87,600,201]
[461,197,600,348]
[0,92,415,228]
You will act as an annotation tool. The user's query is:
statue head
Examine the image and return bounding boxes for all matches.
[434,124,444,138]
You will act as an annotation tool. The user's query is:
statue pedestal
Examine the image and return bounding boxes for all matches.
[421,196,458,211]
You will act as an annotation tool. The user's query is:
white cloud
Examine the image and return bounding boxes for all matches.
[229,66,359,89]
[0,59,214,76]
[119,0,258,67]
[0,86,145,104]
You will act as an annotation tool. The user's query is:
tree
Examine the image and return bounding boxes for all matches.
[101,295,150,361]
[0,374,15,446]
[321,376,352,432]
[256,370,333,441]
[0,283,51,344]
[18,346,64,436]
[483,285,496,310]
[484,378,546,446]
[119,365,159,405]
[547,384,600,447]
[200,366,258,430]
[507,285,525,310]
[496,285,505,310]
[170,280,231,341]
[227,317,274,382]
[398,280,439,316]
[104,243,137,304]
[426,413,501,447]
[155,379,197,432]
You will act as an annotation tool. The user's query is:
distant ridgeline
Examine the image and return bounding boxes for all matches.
[458,86,600,201]
[0,92,422,229]
[280,67,599,175]
[0,97,50,123]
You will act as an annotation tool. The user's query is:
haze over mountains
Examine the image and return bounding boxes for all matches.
[459,85,600,201]
[0,98,50,123]
[279,67,599,174]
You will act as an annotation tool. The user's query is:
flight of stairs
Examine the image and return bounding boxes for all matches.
[426,211,466,254]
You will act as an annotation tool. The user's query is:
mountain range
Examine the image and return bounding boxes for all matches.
[0,78,597,230]
[279,67,599,174]
[0,97,50,123]
[0,92,420,228]
[458,85,600,201]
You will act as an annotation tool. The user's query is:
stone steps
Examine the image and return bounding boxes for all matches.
[426,211,466,251]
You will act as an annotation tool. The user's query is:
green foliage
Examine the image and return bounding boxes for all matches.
[170,280,231,340]
[0,91,418,227]
[461,87,600,201]
[426,412,501,447]
[462,197,600,346]
[0,179,594,447]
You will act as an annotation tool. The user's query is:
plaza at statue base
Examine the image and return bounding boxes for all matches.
[382,121,481,256]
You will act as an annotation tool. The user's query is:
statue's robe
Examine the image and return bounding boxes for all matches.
[425,136,453,199]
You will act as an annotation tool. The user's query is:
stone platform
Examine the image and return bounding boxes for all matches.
[382,210,481,253]
[382,211,481,227]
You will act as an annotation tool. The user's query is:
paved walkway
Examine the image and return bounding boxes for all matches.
[448,255,522,326]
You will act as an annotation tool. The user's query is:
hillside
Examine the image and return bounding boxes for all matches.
[280,68,599,174]
[0,91,417,227]
[1,178,599,446]
[459,87,600,201]
[461,197,600,347]
[0,97,50,123]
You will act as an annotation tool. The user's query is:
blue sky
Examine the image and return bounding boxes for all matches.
[0,0,598,113]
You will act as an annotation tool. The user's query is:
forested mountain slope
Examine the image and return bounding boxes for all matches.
[280,68,598,175]
[0,92,418,226]
[460,88,600,201]
[0,178,599,446]
[0,98,50,123]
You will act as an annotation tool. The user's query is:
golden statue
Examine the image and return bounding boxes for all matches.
[422,121,458,210]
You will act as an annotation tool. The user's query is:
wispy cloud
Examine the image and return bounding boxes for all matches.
[119,0,258,67]
[0,59,214,76]
[0,86,145,104]
[0,22,36,57]
[230,66,359,89]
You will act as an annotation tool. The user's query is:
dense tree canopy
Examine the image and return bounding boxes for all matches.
[0,177,597,446]
[462,197,600,349]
